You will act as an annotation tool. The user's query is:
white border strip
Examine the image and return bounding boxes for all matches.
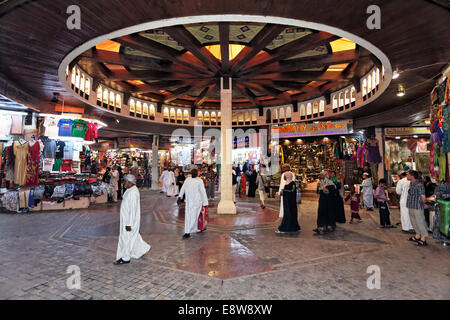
[58,14,392,119]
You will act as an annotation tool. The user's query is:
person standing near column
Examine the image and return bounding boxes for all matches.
[114,174,151,265]
[277,164,296,218]
[396,171,414,233]
[406,170,428,246]
[205,165,217,200]
[361,172,374,211]
[232,166,237,203]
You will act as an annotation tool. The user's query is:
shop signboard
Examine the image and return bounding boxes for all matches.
[118,137,152,149]
[272,120,352,138]
[384,127,429,136]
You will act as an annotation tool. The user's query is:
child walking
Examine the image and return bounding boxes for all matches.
[344,186,362,223]
[375,179,395,228]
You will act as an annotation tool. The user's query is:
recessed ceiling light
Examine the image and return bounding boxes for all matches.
[392,69,400,79]
[395,136,401,139]
[116,119,120,123]
[413,135,418,138]
[397,84,406,97]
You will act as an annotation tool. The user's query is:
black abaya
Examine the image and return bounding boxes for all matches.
[247,171,258,197]
[278,181,301,232]
[334,183,346,223]
[317,185,337,229]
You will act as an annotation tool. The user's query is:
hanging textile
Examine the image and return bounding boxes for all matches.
[13,141,28,186]
[26,141,41,187]
[443,104,450,153]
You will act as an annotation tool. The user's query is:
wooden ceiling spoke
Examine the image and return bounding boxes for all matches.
[219,22,230,73]
[194,84,217,107]
[243,82,292,103]
[164,81,211,103]
[239,32,340,74]
[235,83,259,106]
[163,25,221,73]
[103,69,211,82]
[231,24,286,73]
[244,49,360,76]
[132,80,186,94]
[242,70,351,83]
[115,34,211,75]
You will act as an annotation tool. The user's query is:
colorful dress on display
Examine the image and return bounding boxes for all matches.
[367,140,382,164]
[356,143,367,168]
[25,141,41,187]
[13,141,28,186]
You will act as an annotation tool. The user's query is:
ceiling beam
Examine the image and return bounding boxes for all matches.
[115,34,212,75]
[194,84,216,107]
[132,80,187,94]
[239,32,340,74]
[163,85,193,103]
[163,25,221,73]
[243,49,361,76]
[243,82,292,103]
[219,22,230,73]
[235,83,259,106]
[97,69,211,81]
[231,24,286,73]
[241,70,351,82]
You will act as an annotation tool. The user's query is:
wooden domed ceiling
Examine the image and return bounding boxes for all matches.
[77,22,376,109]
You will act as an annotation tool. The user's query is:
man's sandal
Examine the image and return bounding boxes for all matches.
[416,240,428,246]
[113,259,130,265]
[408,236,420,242]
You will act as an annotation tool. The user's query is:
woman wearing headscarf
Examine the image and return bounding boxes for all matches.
[330,171,346,223]
[277,172,301,233]
[314,171,337,234]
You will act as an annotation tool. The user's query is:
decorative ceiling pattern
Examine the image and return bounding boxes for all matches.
[77,21,370,109]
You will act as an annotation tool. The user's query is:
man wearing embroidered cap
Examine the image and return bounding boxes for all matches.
[114,174,151,265]
[361,172,374,211]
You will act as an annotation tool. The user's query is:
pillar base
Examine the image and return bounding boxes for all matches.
[217,199,236,215]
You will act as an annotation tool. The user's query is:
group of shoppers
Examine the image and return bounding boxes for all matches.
[102,165,124,203]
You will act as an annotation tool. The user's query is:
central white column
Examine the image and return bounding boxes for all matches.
[217,77,236,215]
[151,134,160,190]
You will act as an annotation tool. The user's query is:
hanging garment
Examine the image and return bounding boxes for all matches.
[356,144,366,168]
[443,105,450,153]
[26,142,41,187]
[438,146,447,181]
[445,78,450,105]
[367,143,382,164]
[18,189,30,209]
[13,141,28,186]
[416,139,428,153]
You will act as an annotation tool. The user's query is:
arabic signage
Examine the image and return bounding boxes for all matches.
[118,138,152,149]
[384,127,429,136]
[272,120,352,138]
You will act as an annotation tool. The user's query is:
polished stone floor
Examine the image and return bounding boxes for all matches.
[0,190,449,300]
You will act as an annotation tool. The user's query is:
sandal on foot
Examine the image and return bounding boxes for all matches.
[416,240,427,246]
[408,236,420,242]
[113,259,130,265]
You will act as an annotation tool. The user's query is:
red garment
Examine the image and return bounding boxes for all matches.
[345,193,361,220]
[61,160,73,172]
[239,174,247,197]
[25,142,40,187]
[85,122,98,141]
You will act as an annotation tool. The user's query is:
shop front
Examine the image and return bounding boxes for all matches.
[272,120,361,190]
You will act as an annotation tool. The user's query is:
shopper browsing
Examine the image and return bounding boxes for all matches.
[375,179,395,228]
[406,170,429,246]
[395,171,414,233]
[361,173,374,211]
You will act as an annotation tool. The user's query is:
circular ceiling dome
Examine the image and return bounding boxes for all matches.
[61,15,391,111]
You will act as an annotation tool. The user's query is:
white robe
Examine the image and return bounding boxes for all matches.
[278,171,296,218]
[160,170,175,193]
[116,186,151,261]
[178,177,208,234]
[361,178,374,209]
[396,177,413,230]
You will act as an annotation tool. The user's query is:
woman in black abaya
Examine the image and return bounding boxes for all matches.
[314,171,337,234]
[247,167,258,197]
[330,171,346,223]
[277,172,301,233]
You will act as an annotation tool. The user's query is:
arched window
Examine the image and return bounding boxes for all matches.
[367,74,372,92]
[115,94,121,110]
[245,111,250,124]
[344,90,350,106]
[143,103,149,118]
[279,108,285,122]
[204,111,210,124]
[376,68,380,86]
[313,101,319,116]
[109,91,115,110]
[80,74,85,93]
[232,112,237,124]
[170,108,176,122]
[84,78,90,96]
[183,109,189,122]
[332,95,338,112]
[103,89,109,105]
[339,93,344,109]
[286,106,292,121]
[75,69,81,89]
[150,104,156,118]
[217,112,221,124]
[96,86,102,105]
[71,67,76,86]
[197,111,203,123]
[319,100,325,115]
[272,109,278,123]
[252,110,258,123]
[372,70,376,90]
[362,79,367,97]
[136,101,142,117]
[350,87,356,104]
[306,103,312,118]
[211,112,216,124]
[300,104,306,119]
[177,109,183,123]
[163,107,169,122]
[266,109,272,123]
[130,99,136,115]
[238,112,244,124]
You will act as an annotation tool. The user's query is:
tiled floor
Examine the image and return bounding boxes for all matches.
[0,190,449,300]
